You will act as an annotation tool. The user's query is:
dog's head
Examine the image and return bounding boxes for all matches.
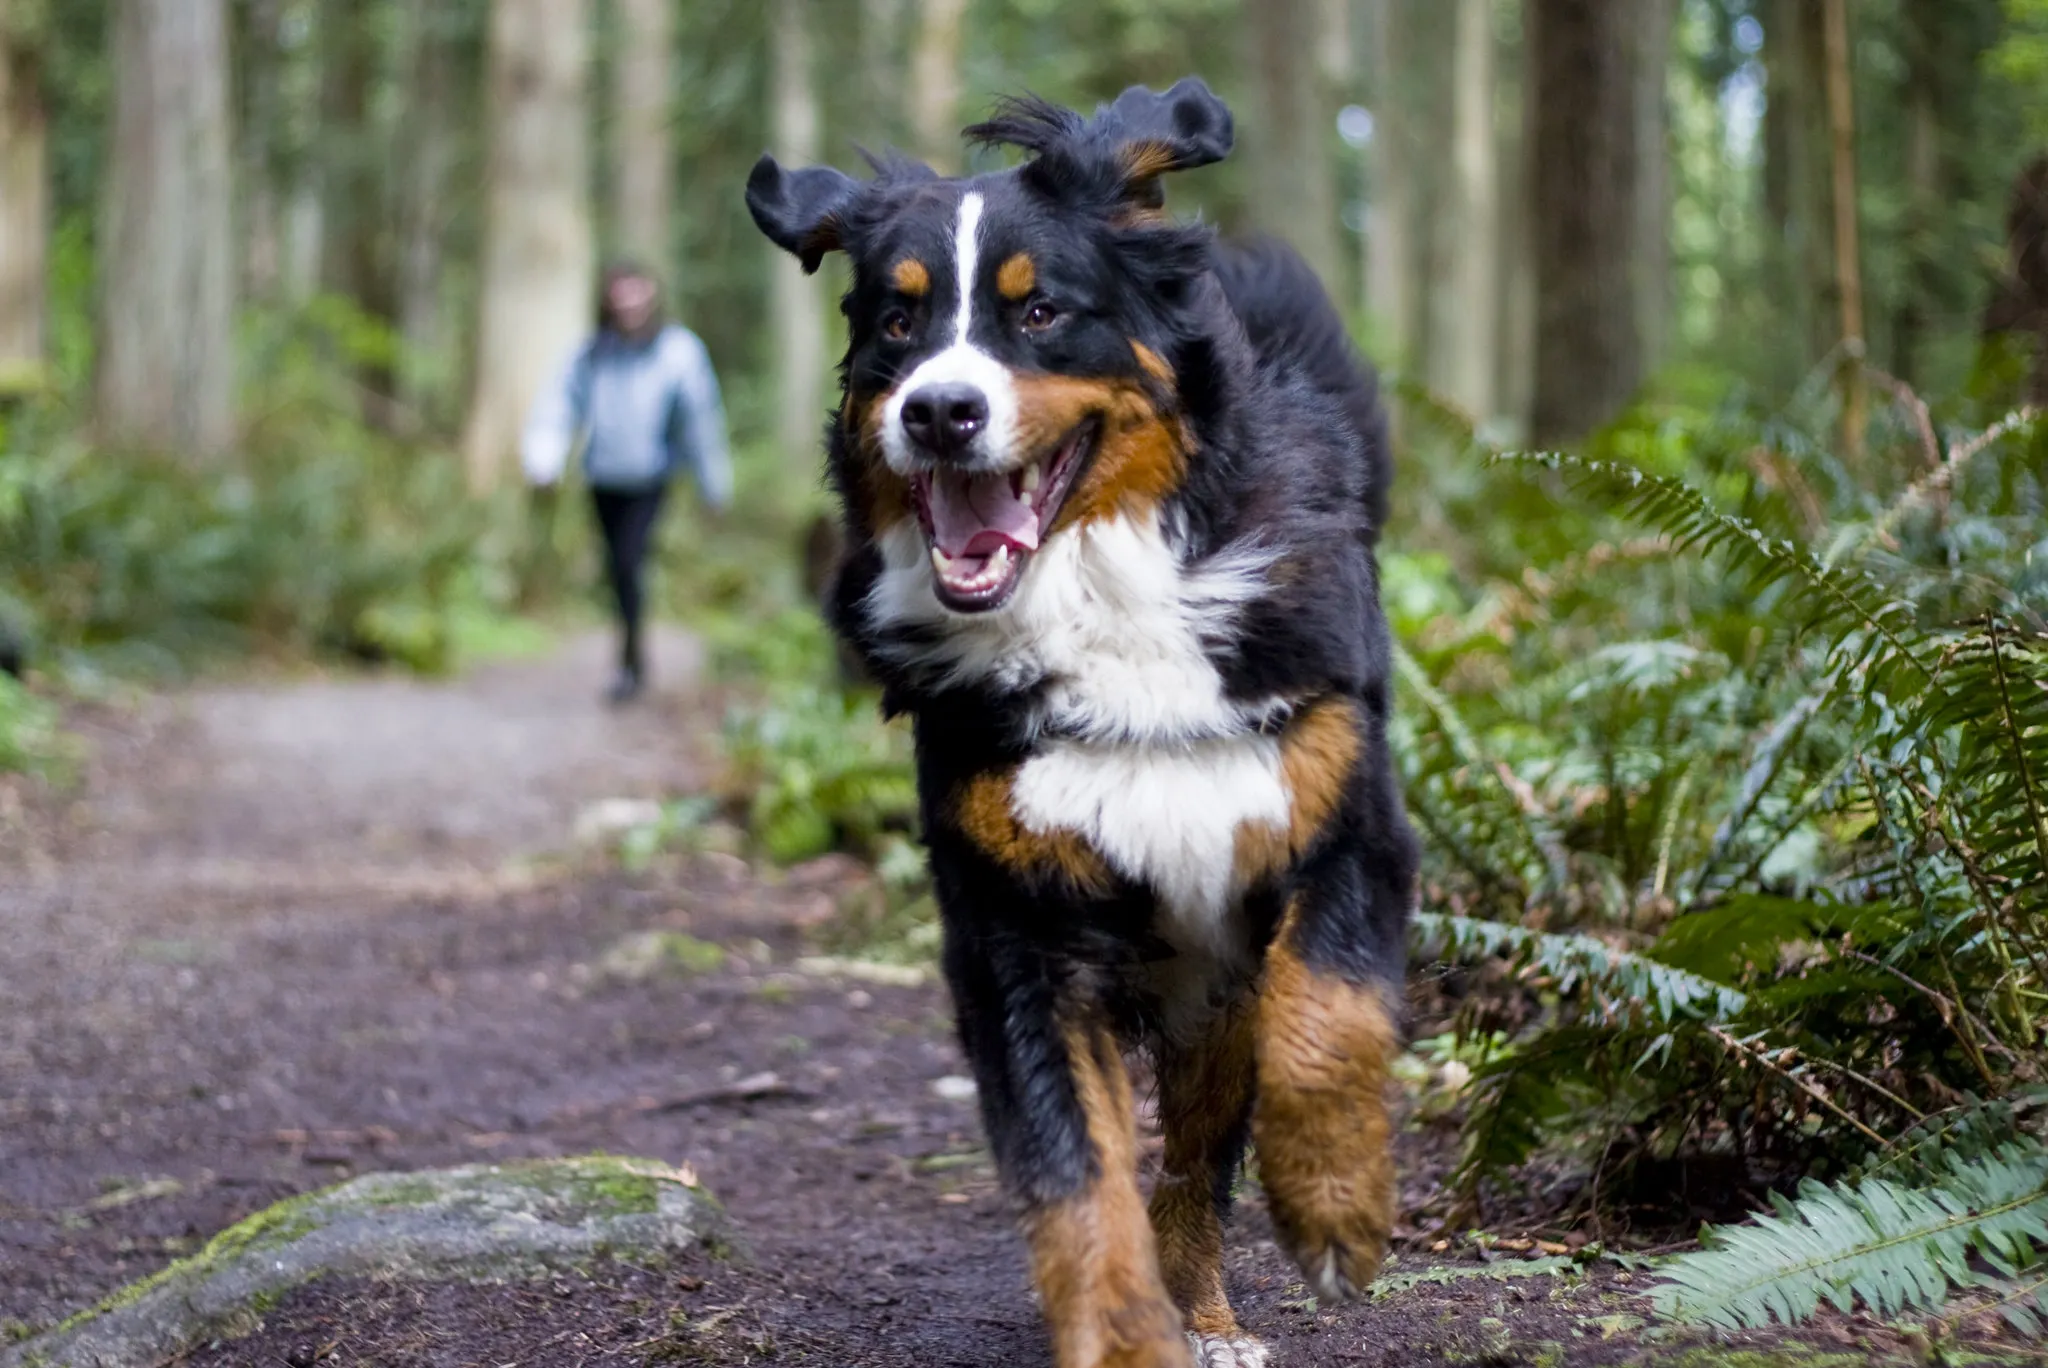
[747,78,1233,614]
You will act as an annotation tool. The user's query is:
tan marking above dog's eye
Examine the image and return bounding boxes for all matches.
[997,253,1036,301]
[891,258,931,297]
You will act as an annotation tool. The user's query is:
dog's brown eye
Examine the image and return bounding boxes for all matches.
[881,309,913,341]
[1023,300,1060,332]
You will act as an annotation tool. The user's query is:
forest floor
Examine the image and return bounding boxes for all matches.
[0,630,1990,1366]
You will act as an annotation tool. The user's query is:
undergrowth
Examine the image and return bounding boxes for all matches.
[1391,369,2048,1335]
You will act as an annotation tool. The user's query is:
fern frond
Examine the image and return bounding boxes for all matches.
[1650,1143,2048,1331]
[1492,452,1934,686]
[1414,913,1748,1024]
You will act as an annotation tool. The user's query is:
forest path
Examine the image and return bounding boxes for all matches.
[2,631,1838,1366]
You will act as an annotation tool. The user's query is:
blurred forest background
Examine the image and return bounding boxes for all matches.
[8,0,2048,1336]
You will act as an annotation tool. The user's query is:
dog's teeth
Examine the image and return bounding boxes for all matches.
[989,544,1011,570]
[931,547,953,575]
[1018,489,1035,509]
[1021,462,1043,493]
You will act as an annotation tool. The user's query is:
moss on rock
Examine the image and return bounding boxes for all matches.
[4,1156,719,1368]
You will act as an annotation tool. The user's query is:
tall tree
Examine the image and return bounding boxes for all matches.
[1361,0,1414,366]
[98,0,236,456]
[1821,0,1864,465]
[318,2,391,331]
[1527,0,1643,444]
[1245,0,1342,290]
[461,0,594,489]
[609,0,673,273]
[394,0,472,425]
[1762,0,1832,370]
[0,0,47,385]
[1424,0,1499,420]
[1634,0,1673,372]
[770,0,827,468]
[908,0,965,172]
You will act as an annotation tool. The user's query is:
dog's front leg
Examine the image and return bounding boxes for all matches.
[947,936,1191,1368]
[1251,851,1406,1303]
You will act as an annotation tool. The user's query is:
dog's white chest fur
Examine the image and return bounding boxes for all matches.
[1012,734,1287,956]
[868,511,1291,980]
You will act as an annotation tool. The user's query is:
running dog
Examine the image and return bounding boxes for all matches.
[746,76,1416,1368]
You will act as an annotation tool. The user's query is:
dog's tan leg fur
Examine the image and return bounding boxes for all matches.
[1025,1021,1191,1368]
[1252,921,1400,1302]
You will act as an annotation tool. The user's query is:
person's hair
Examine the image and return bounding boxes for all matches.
[595,260,664,333]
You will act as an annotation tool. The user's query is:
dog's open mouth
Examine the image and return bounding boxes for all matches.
[911,420,1096,613]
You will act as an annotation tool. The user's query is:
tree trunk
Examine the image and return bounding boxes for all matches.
[0,3,47,385]
[1361,0,1413,366]
[609,0,673,273]
[1498,0,1537,437]
[395,0,463,426]
[861,0,907,150]
[1762,0,1831,369]
[907,0,965,171]
[1820,0,1864,466]
[770,0,828,470]
[318,5,386,312]
[1527,0,1642,445]
[461,0,594,490]
[97,0,237,457]
[1423,0,1498,421]
[1246,0,1342,291]
[1633,0,1672,374]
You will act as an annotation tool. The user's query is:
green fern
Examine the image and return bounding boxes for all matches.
[1650,1142,2048,1331]
[1415,912,1748,1024]
[1491,451,1935,688]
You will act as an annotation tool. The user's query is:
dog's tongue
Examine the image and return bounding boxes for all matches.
[927,469,1041,558]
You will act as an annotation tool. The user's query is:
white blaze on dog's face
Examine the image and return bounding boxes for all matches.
[743,81,1235,617]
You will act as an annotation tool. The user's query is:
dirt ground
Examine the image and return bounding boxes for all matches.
[0,632,1980,1366]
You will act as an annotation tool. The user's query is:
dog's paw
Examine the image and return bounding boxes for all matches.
[1188,1331,1271,1367]
[1288,1226,1386,1303]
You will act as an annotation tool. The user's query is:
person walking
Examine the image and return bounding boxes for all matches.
[522,263,733,704]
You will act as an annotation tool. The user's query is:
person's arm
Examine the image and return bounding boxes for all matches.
[520,343,592,487]
[667,329,734,512]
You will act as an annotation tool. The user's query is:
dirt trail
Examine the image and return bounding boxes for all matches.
[0,633,1905,1366]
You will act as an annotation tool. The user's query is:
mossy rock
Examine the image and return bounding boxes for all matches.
[4,1156,718,1368]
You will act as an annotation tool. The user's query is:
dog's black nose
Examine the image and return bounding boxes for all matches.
[900,383,988,456]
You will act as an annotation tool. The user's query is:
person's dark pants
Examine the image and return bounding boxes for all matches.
[591,483,669,680]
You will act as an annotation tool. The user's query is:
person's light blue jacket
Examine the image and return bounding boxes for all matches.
[521,325,733,505]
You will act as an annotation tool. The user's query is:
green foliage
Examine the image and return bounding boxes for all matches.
[1651,1142,2048,1333]
[0,673,63,777]
[1398,390,2048,1262]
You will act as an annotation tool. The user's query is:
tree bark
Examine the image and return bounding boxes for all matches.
[1361,0,1413,366]
[0,1,48,384]
[861,0,907,151]
[771,0,828,470]
[97,0,237,457]
[1246,0,1343,291]
[1762,0,1831,367]
[1820,0,1865,466]
[609,0,673,273]
[907,0,965,171]
[1633,0,1672,373]
[395,0,464,426]
[1424,0,1498,421]
[1527,0,1642,445]
[461,0,594,490]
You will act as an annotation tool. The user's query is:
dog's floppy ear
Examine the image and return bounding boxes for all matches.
[746,155,859,275]
[966,78,1232,218]
[1101,77,1234,181]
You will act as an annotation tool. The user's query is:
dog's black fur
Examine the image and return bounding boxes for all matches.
[749,77,1416,1366]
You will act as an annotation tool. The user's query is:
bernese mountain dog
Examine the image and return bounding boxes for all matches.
[747,76,1417,1368]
